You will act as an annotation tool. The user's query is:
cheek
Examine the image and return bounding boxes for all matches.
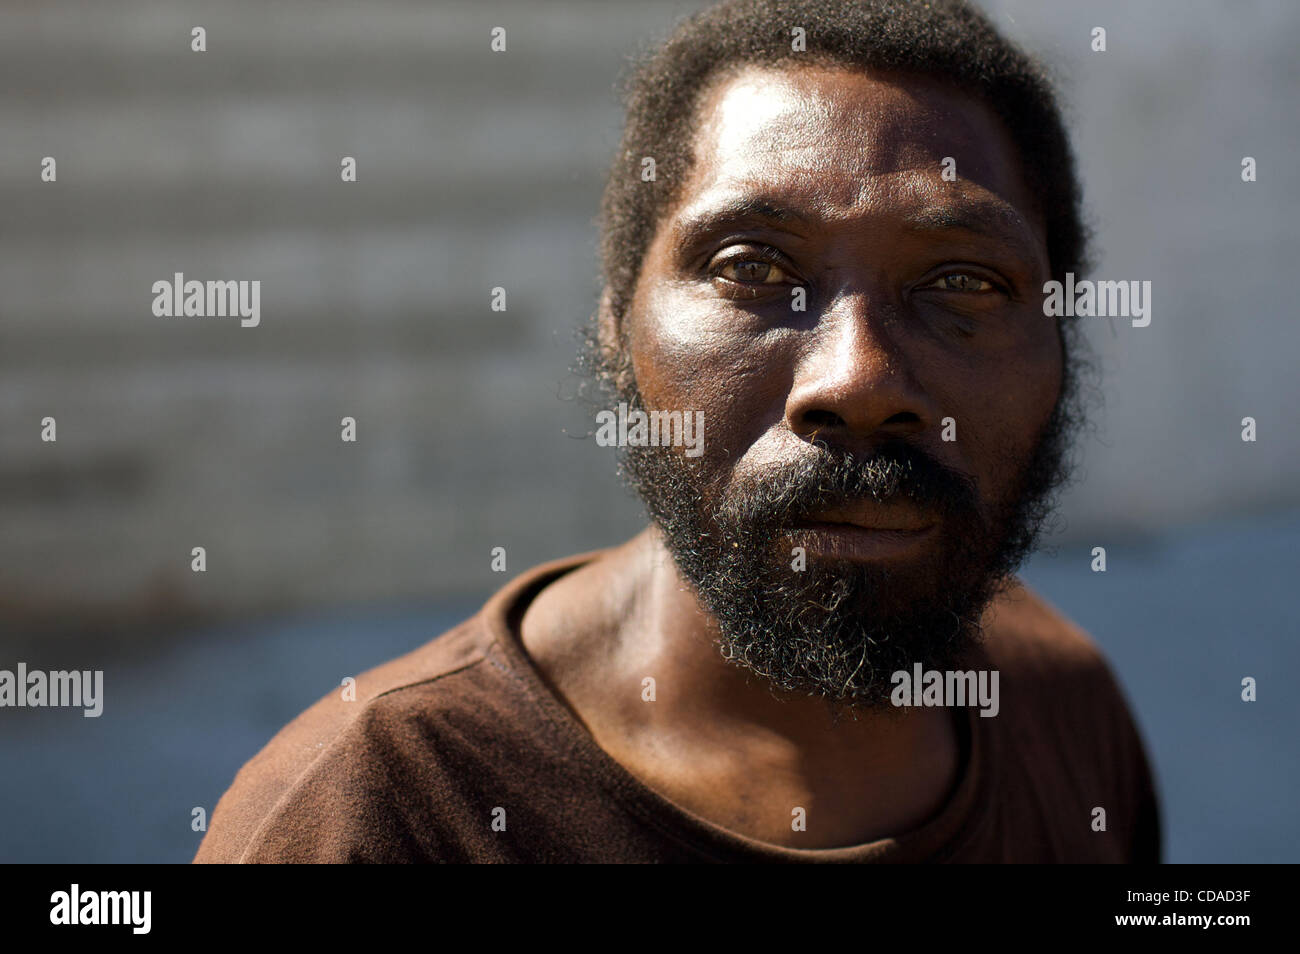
[942,333,1062,503]
[628,287,796,456]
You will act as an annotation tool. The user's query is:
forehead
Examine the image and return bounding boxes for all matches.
[674,63,1043,244]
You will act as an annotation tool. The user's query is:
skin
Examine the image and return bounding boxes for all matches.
[521,65,1063,848]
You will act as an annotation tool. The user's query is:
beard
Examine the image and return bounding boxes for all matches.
[616,383,1077,711]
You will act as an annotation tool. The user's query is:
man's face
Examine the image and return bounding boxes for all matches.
[612,65,1073,707]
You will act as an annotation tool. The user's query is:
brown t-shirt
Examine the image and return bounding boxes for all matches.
[194,549,1161,863]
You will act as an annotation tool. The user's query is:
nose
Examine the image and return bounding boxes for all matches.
[783,292,937,446]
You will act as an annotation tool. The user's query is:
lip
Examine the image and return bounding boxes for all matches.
[786,506,938,561]
[805,503,934,533]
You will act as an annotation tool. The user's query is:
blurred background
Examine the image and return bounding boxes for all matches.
[1,0,1296,862]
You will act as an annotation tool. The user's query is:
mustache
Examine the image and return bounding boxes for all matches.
[716,439,981,527]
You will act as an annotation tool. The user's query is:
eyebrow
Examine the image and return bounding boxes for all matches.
[672,194,1042,262]
[672,197,813,249]
[903,202,1040,255]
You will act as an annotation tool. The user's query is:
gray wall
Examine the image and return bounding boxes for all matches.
[2,0,1297,638]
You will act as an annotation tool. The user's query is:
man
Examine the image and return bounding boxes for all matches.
[196,0,1160,863]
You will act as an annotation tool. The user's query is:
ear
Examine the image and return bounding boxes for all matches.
[596,285,619,355]
[595,285,634,395]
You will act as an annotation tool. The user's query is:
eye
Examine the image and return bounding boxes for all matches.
[921,271,1001,294]
[710,246,796,286]
[720,259,788,284]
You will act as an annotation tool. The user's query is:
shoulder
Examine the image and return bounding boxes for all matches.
[976,577,1161,861]
[193,613,506,863]
[193,551,602,863]
[980,577,1100,660]
[979,577,1128,699]
[976,576,1148,739]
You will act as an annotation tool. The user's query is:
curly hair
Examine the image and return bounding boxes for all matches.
[587,0,1095,423]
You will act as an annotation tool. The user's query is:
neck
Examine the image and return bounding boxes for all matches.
[519,526,963,847]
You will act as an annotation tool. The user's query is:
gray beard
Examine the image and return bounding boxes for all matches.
[617,386,1074,709]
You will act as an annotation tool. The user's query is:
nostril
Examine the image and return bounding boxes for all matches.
[883,411,920,426]
[801,409,846,430]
